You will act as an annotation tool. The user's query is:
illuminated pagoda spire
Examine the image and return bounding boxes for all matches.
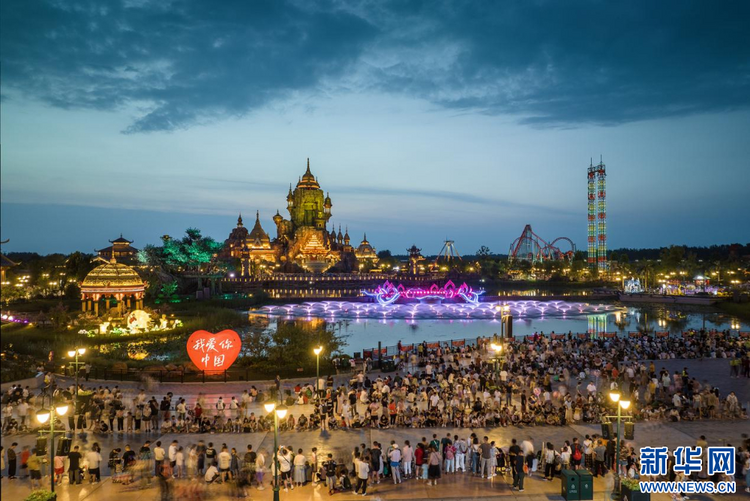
[344,226,350,245]
[237,213,244,227]
[337,225,343,244]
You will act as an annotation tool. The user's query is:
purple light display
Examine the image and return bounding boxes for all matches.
[363,280,484,305]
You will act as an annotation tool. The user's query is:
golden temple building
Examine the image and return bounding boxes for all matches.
[96,235,139,264]
[224,159,374,275]
[81,257,145,315]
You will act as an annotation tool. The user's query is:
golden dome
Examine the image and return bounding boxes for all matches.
[81,259,145,294]
[297,158,320,189]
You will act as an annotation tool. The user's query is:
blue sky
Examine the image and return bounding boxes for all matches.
[2,0,749,255]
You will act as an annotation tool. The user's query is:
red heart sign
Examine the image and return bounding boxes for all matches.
[187,330,242,373]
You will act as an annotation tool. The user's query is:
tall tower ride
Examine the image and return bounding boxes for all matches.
[586,159,608,271]
[596,160,607,272]
[587,162,597,267]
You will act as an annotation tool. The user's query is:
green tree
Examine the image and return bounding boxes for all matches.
[267,323,344,370]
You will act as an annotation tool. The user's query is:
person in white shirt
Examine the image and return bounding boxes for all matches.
[354,453,370,495]
[402,441,414,478]
[205,464,219,483]
[174,446,185,478]
[520,438,534,476]
[388,444,402,484]
[153,441,166,476]
[278,448,293,492]
[168,440,178,473]
[255,451,266,490]
[218,446,232,481]
[86,448,102,483]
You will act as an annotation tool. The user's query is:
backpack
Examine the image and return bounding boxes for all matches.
[572,444,582,461]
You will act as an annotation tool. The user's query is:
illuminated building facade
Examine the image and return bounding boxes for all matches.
[224,159,372,275]
[97,235,139,264]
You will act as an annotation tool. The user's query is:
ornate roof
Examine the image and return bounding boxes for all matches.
[296,158,320,189]
[356,233,377,258]
[81,259,145,294]
[109,234,133,244]
[249,211,269,240]
[1,253,17,268]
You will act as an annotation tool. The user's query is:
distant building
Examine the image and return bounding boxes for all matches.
[223,159,373,275]
[97,235,139,264]
[1,239,17,283]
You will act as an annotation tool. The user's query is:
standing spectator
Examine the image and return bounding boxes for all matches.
[544,442,559,480]
[355,454,370,495]
[323,453,337,494]
[218,446,232,482]
[389,443,402,484]
[7,443,18,479]
[427,446,441,486]
[168,440,178,475]
[86,445,102,483]
[480,436,492,478]
[153,441,165,476]
[293,448,306,487]
[174,447,185,479]
[27,448,42,490]
[255,449,266,490]
[68,445,82,484]
[512,444,525,492]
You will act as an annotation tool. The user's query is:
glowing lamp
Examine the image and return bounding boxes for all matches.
[275,405,288,419]
[313,346,323,356]
[619,400,631,410]
[264,402,276,414]
[609,391,621,403]
[56,405,69,416]
[37,411,51,424]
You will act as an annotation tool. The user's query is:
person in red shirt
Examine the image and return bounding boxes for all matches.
[415,443,425,481]
[20,446,31,479]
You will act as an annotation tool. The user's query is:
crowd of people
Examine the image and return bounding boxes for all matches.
[2,329,748,439]
[1,328,748,497]
[4,430,749,498]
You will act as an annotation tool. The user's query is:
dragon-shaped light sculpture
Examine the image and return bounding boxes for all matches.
[363,280,484,305]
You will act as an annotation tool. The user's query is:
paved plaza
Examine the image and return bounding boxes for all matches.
[2,357,748,500]
[2,419,748,501]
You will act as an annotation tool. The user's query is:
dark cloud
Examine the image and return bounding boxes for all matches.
[2,0,749,131]
[1,0,377,132]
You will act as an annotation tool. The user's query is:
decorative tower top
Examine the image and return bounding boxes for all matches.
[344,226,350,246]
[297,158,320,189]
[237,213,244,227]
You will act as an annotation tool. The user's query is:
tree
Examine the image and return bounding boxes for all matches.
[476,246,492,258]
[267,323,345,370]
[65,251,96,282]
[138,228,224,274]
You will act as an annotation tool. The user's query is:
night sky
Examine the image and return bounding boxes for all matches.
[2,1,749,255]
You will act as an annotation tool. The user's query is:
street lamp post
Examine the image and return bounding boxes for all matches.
[608,391,631,496]
[313,346,323,401]
[36,404,69,493]
[264,402,288,501]
[67,347,86,433]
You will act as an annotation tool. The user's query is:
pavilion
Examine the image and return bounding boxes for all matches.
[80,258,145,315]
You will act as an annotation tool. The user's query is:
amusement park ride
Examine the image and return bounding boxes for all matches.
[507,224,576,264]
